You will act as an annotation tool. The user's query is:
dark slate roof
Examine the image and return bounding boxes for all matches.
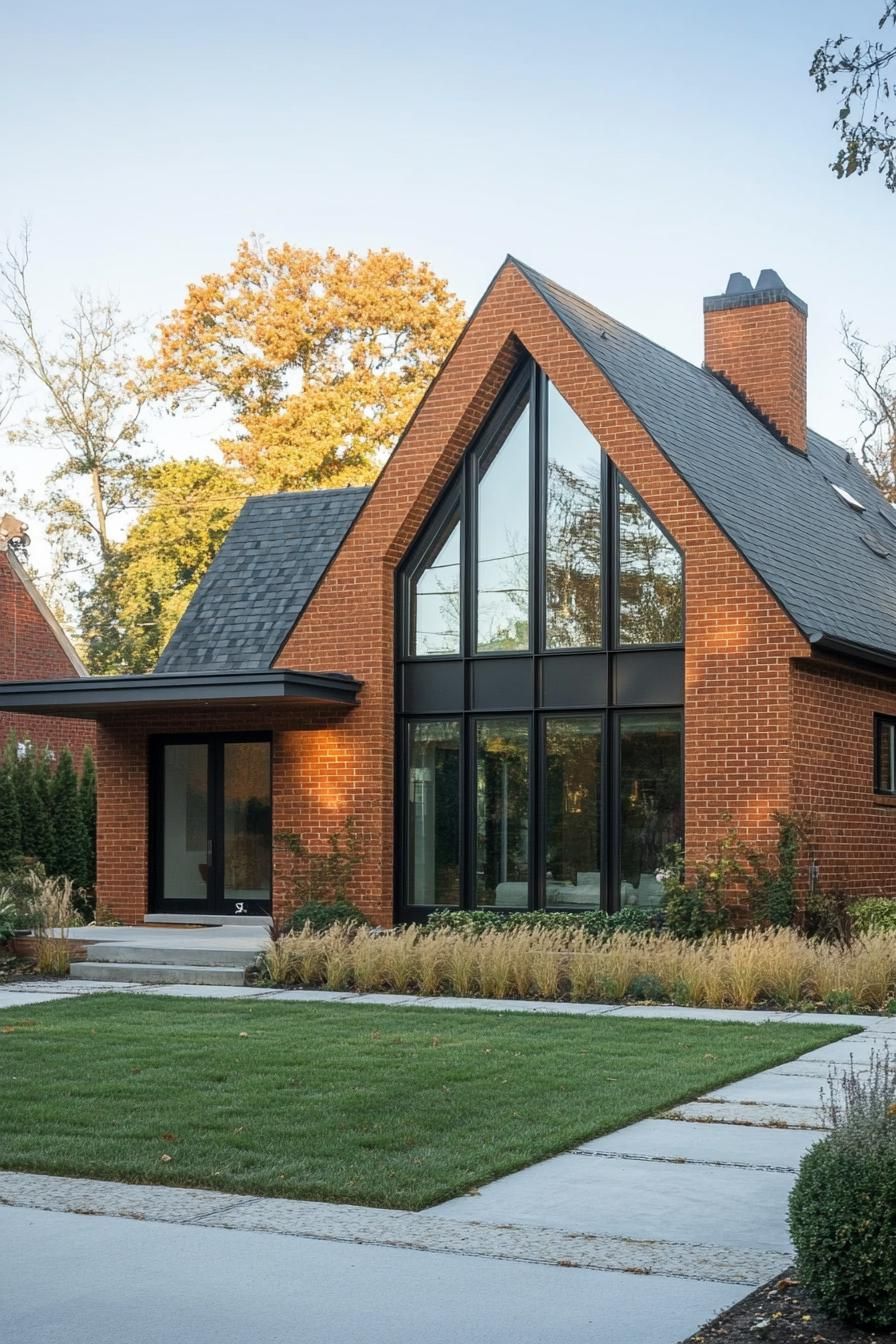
[513,258,896,660]
[155,487,369,673]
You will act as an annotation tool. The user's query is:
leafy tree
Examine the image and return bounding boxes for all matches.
[839,318,896,501]
[812,3,896,191]
[0,226,153,622]
[79,748,97,887]
[81,457,248,672]
[147,239,465,492]
[49,749,89,888]
[0,759,22,868]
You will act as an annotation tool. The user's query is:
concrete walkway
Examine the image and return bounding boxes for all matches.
[1,984,890,1342]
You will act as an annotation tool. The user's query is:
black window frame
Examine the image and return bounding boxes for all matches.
[874,713,896,796]
[148,731,273,917]
[395,359,684,920]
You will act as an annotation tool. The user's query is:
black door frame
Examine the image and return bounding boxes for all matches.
[149,731,273,917]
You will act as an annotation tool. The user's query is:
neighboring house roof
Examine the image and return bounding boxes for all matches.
[512,259,896,662]
[155,487,370,674]
[3,545,88,676]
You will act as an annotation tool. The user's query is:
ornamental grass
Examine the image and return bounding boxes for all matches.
[262,924,896,1012]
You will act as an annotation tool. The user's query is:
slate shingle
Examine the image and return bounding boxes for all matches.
[513,259,896,659]
[154,487,368,674]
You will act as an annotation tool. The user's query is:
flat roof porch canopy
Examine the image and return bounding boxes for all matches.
[0,668,362,718]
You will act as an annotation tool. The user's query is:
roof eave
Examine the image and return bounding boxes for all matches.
[0,668,363,719]
[808,631,896,676]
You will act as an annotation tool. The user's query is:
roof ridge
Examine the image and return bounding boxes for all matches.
[244,484,372,506]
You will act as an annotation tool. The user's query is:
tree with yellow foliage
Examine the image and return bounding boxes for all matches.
[147,239,465,492]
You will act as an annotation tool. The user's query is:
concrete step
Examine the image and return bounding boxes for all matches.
[143,914,272,927]
[82,943,259,969]
[71,962,248,986]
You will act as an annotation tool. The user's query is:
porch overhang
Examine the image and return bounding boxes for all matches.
[0,668,362,718]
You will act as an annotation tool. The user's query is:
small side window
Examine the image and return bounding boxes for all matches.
[874,715,896,795]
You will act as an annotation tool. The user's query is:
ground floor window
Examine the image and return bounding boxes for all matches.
[875,714,896,795]
[400,709,682,915]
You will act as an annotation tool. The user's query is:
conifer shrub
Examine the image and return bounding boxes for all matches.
[49,750,89,890]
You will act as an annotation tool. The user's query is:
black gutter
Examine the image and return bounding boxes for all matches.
[0,668,363,717]
[808,632,896,676]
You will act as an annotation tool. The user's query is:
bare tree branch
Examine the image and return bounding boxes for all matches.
[841,316,896,501]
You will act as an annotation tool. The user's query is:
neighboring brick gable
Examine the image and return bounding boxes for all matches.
[0,550,95,760]
[274,262,810,924]
[791,659,896,899]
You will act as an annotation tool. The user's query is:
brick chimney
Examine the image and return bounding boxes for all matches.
[703,270,807,452]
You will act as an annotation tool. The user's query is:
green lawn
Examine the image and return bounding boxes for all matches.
[0,996,851,1209]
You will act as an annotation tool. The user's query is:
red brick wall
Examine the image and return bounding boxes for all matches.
[791,659,896,899]
[99,264,874,926]
[704,298,807,452]
[273,263,810,925]
[0,550,95,761]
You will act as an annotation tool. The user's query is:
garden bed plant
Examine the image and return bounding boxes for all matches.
[261,923,896,1013]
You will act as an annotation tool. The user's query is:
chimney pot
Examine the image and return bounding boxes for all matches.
[724,272,753,297]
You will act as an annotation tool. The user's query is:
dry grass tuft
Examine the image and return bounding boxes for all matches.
[261,924,896,1013]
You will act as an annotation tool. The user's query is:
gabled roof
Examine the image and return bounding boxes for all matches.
[512,259,896,662]
[155,486,369,673]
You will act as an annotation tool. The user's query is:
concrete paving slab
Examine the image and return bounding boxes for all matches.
[792,1039,883,1065]
[428,1152,796,1252]
[262,989,359,1002]
[0,1205,746,1344]
[704,1073,828,1108]
[0,1170,785,1286]
[0,1170,251,1223]
[129,984,273,999]
[604,1005,796,1024]
[767,1059,868,1077]
[667,1100,827,1129]
[575,1118,823,1171]
[0,990,71,1009]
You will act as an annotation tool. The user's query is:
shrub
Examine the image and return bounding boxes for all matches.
[789,1049,896,1330]
[805,887,854,944]
[745,812,802,928]
[285,898,370,933]
[424,907,658,940]
[852,898,896,936]
[663,838,730,946]
[0,887,16,942]
[0,859,48,929]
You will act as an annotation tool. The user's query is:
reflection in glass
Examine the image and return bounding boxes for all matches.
[617,482,682,645]
[477,405,530,651]
[223,742,272,905]
[413,519,461,656]
[475,718,529,907]
[619,713,682,909]
[408,720,460,905]
[544,717,601,909]
[546,384,602,648]
[162,744,209,902]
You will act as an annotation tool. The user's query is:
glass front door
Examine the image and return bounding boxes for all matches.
[152,735,272,916]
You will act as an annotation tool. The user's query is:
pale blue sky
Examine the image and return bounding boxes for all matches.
[2,0,894,544]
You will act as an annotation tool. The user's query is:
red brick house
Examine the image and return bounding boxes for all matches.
[2,258,895,926]
[0,517,95,762]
